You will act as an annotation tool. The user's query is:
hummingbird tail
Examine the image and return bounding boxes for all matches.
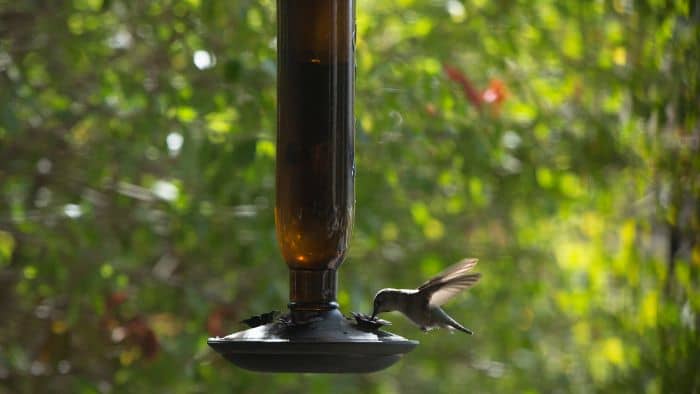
[450,322,474,335]
[433,307,474,335]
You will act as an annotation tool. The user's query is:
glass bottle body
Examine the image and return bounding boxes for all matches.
[275,0,355,309]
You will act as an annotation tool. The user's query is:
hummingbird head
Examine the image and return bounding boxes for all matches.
[372,289,400,318]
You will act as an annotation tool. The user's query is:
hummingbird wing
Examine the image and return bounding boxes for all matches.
[417,258,481,307]
[418,258,478,292]
[425,274,481,306]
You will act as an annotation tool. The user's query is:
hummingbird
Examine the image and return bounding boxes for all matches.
[371,258,481,334]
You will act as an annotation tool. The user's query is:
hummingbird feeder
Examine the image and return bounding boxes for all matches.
[207,0,418,373]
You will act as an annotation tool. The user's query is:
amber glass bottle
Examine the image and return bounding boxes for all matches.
[276,0,355,310]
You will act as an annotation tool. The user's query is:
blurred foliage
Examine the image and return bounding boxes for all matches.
[1,0,699,393]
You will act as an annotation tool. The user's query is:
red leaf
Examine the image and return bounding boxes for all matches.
[482,79,507,104]
[207,308,224,337]
[482,79,508,116]
[126,316,160,360]
[443,64,483,109]
[140,329,159,360]
[107,292,128,309]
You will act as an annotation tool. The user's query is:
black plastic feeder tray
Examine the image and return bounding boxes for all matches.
[208,309,417,373]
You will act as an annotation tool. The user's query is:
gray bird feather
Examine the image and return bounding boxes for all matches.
[372,258,481,334]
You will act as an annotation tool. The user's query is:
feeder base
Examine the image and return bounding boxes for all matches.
[207,308,418,373]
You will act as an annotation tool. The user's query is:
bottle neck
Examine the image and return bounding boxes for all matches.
[288,269,338,312]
